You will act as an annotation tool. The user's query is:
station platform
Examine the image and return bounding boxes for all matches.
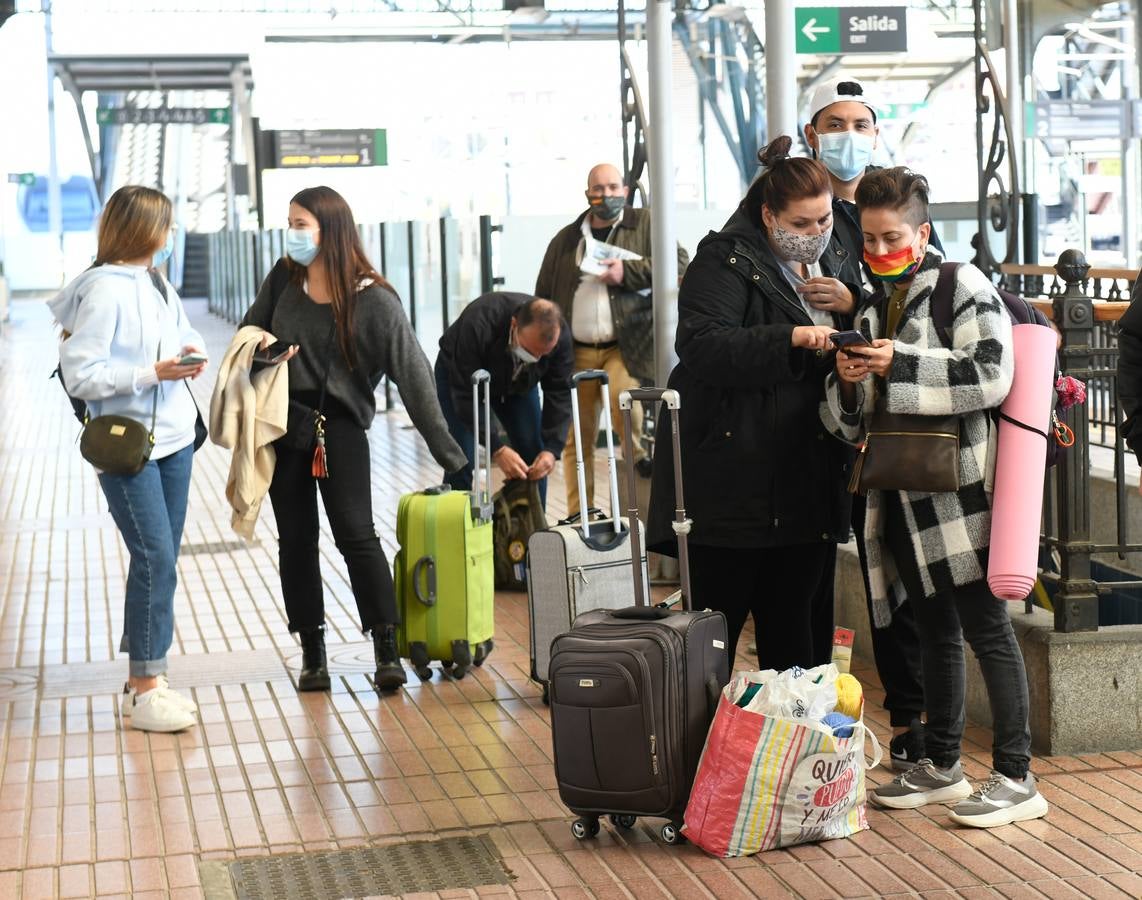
[1,297,1140,899]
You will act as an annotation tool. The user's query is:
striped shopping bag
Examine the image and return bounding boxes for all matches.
[682,679,880,856]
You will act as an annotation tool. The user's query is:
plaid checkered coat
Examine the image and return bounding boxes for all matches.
[820,251,1014,626]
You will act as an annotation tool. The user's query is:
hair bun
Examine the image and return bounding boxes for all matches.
[757,135,794,168]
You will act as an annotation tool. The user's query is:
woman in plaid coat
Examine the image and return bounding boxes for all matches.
[821,167,1048,830]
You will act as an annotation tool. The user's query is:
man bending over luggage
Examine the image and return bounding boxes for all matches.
[435,293,573,507]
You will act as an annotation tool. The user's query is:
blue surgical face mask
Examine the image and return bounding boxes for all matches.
[815,131,875,183]
[286,228,320,266]
[152,230,174,268]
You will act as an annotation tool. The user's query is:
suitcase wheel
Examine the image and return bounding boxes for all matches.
[609,814,636,830]
[413,665,433,681]
[451,663,469,680]
[409,642,431,670]
[571,817,600,840]
[540,682,550,706]
[451,639,472,669]
[660,822,685,845]
[473,639,493,667]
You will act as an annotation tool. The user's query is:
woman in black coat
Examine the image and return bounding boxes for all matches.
[646,136,865,671]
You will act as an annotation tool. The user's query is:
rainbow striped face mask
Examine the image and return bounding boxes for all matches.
[864,244,922,282]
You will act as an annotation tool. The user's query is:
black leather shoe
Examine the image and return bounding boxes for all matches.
[634,457,653,478]
[373,625,407,692]
[297,627,331,692]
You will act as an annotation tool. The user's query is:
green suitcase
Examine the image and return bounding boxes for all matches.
[394,370,495,680]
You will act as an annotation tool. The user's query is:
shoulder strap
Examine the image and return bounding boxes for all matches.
[148,269,167,301]
[267,257,291,319]
[931,261,960,346]
[145,269,167,438]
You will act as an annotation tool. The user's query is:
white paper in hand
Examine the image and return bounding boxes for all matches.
[580,235,643,276]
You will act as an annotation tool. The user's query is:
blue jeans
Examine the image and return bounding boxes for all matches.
[434,357,547,506]
[99,444,193,677]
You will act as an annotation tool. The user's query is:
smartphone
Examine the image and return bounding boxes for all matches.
[828,330,871,350]
[178,352,208,366]
[252,340,293,366]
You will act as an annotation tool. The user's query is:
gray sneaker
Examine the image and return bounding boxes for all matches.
[868,758,973,810]
[948,771,1049,828]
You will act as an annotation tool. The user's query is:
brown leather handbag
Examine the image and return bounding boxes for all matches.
[849,409,961,494]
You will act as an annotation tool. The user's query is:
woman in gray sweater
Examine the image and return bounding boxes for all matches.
[241,186,466,692]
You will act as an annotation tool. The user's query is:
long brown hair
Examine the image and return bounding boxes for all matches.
[95,186,171,265]
[740,135,832,228]
[288,186,394,369]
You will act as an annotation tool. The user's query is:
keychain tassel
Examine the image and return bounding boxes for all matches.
[311,415,329,479]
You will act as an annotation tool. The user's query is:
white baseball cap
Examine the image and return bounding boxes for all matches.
[807,76,879,125]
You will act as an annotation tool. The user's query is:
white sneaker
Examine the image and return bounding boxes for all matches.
[121,676,197,719]
[128,688,198,733]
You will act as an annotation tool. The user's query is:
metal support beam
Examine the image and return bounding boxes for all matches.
[764,1,795,143]
[43,1,63,280]
[647,0,679,388]
[1051,249,1099,631]
[1003,0,1021,264]
[56,67,102,200]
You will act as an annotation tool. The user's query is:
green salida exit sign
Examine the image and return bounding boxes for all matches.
[796,6,908,55]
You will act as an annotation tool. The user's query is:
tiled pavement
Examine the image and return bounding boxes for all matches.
[1,296,1141,900]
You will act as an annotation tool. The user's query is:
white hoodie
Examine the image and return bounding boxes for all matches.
[48,265,205,461]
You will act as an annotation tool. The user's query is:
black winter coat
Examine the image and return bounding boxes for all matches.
[645,209,864,553]
[1118,275,1142,464]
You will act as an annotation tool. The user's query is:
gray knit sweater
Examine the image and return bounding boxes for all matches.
[241,279,466,473]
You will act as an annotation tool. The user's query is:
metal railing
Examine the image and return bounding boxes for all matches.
[1005,252,1138,632]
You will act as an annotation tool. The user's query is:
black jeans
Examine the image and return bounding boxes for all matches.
[883,493,1032,778]
[688,542,836,672]
[268,413,397,634]
[852,495,925,728]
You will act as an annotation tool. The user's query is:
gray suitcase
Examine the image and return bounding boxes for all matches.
[527,370,648,693]
[547,387,729,845]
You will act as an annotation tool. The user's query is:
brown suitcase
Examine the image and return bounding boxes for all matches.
[547,387,729,844]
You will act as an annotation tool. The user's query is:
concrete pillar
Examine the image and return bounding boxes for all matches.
[647,0,679,388]
[764,1,796,142]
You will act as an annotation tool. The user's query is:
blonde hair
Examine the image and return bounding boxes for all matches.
[94,186,172,265]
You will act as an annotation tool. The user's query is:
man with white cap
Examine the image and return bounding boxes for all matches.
[804,76,943,260]
[803,74,933,772]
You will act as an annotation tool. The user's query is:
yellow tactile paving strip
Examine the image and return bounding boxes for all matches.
[0,297,1139,899]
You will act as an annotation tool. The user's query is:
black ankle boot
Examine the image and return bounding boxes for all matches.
[297,627,331,692]
[372,625,407,692]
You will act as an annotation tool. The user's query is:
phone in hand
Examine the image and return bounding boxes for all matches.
[178,352,208,366]
[252,340,293,367]
[828,330,871,353]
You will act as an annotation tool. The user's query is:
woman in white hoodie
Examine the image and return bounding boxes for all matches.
[50,186,207,733]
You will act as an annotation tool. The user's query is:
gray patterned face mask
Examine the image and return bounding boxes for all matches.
[768,222,833,265]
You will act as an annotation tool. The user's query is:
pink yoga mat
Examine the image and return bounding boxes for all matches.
[988,324,1059,600]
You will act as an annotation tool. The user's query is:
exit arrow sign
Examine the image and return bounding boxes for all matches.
[796,8,841,53]
[796,6,908,55]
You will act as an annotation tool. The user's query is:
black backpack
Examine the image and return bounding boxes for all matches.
[929,261,1066,466]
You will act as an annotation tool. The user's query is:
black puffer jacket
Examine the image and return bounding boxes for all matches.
[646,209,864,553]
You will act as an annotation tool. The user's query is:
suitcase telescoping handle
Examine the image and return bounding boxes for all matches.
[618,388,692,611]
[569,369,623,540]
[470,369,493,521]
